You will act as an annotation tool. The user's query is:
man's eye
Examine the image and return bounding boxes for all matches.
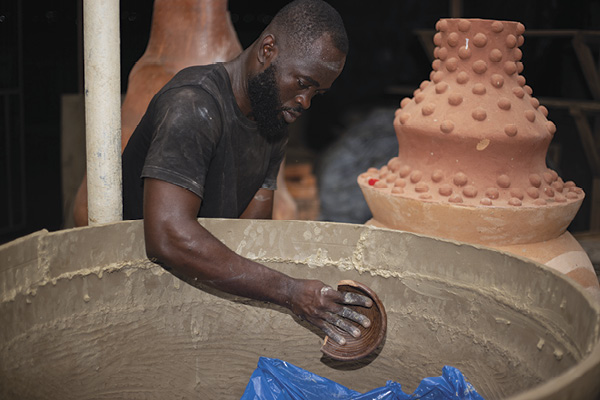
[297,80,308,89]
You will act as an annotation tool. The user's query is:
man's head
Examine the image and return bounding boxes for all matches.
[247,0,348,142]
[268,0,348,57]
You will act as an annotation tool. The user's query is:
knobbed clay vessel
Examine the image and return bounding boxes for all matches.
[358,18,600,301]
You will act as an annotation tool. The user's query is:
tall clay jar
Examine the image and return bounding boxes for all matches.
[73,0,243,227]
[120,0,243,148]
[358,19,600,302]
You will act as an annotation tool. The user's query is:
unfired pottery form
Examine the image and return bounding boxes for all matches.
[73,0,243,227]
[1,219,599,399]
[120,0,242,149]
[357,18,600,301]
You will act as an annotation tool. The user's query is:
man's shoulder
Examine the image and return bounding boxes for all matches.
[152,64,231,112]
[161,64,228,95]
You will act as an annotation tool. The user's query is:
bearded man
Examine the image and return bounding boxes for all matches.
[121,0,372,345]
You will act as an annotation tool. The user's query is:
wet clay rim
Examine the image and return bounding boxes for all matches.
[321,280,388,361]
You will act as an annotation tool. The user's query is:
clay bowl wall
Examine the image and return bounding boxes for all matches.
[1,219,599,399]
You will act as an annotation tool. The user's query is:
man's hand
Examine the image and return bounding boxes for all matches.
[288,279,373,345]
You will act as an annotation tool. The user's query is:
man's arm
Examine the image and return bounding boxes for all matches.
[143,178,372,344]
[240,188,274,219]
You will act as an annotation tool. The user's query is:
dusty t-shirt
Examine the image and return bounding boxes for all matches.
[122,63,286,220]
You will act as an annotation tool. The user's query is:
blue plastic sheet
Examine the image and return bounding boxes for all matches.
[240,357,484,400]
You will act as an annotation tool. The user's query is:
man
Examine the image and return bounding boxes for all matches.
[122,0,372,346]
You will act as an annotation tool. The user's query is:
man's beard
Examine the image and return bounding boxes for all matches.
[247,63,292,143]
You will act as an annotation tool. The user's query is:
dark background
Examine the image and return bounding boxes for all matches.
[1,0,599,244]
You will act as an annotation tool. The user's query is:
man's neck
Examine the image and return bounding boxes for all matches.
[223,56,253,119]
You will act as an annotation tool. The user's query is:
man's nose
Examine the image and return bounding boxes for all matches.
[295,92,312,110]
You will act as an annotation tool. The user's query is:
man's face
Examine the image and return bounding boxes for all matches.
[248,35,346,142]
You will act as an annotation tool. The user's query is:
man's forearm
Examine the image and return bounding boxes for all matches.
[145,217,372,345]
[145,218,294,308]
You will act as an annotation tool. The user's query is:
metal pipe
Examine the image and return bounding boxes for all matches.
[83,0,122,225]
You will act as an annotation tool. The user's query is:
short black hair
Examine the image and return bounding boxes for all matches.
[269,0,348,55]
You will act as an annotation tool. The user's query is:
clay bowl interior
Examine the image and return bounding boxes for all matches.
[1,219,599,400]
[321,279,387,361]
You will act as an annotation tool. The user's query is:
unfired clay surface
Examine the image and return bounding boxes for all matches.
[357,18,599,300]
[358,19,584,243]
[120,0,242,149]
[1,220,599,399]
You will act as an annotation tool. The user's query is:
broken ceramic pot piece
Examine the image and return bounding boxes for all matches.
[321,280,387,361]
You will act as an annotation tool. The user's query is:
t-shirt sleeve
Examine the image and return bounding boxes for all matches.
[141,86,222,199]
[261,137,288,191]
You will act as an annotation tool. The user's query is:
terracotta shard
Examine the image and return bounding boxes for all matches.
[320,280,387,361]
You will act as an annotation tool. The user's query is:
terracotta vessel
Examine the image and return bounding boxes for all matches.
[73,0,243,227]
[73,1,299,225]
[120,0,242,149]
[321,280,387,361]
[358,18,600,302]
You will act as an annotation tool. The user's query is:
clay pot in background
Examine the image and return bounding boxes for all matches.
[74,0,298,226]
[358,18,600,302]
[120,0,242,149]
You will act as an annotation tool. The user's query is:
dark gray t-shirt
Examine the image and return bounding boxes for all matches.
[122,63,286,220]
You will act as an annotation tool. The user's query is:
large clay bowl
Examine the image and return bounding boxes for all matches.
[1,219,599,399]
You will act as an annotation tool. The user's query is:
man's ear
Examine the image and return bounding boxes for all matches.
[257,34,277,66]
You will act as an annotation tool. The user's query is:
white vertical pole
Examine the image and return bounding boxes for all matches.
[83,0,122,225]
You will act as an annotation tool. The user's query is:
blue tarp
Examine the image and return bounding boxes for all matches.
[240,357,484,400]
